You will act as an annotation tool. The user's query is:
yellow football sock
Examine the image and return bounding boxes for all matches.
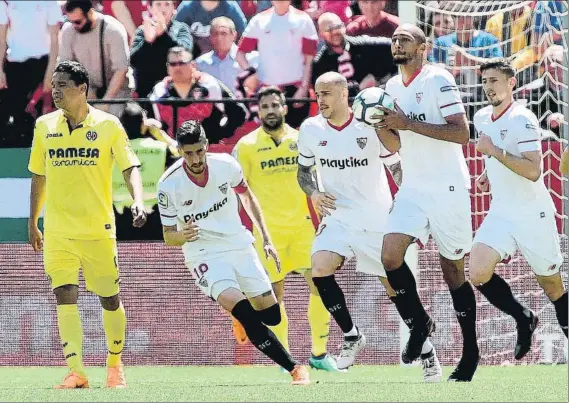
[56,304,85,376]
[103,302,126,367]
[268,303,289,352]
[308,293,331,357]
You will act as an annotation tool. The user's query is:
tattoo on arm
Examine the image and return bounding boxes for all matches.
[387,161,402,187]
[297,164,317,196]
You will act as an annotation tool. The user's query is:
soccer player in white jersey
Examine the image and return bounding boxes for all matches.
[157,120,310,385]
[297,72,443,381]
[374,24,478,382]
[471,58,567,361]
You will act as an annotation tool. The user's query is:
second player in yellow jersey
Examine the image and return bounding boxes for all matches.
[233,87,337,371]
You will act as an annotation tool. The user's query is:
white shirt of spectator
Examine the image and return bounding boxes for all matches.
[157,153,254,261]
[195,44,258,93]
[386,64,470,192]
[238,5,318,86]
[0,1,61,62]
[298,114,400,232]
[474,102,555,218]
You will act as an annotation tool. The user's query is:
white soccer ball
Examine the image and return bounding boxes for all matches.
[352,87,395,127]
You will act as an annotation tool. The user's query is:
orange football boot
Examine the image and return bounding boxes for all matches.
[54,372,89,389]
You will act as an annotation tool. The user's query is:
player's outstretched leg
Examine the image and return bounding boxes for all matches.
[535,273,568,338]
[100,295,127,388]
[311,252,366,370]
[304,272,337,372]
[440,256,479,382]
[223,289,310,385]
[382,234,434,364]
[471,243,537,361]
[54,285,89,389]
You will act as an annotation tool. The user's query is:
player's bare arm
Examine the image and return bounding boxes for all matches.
[122,166,147,227]
[162,222,199,246]
[374,126,401,153]
[477,133,542,182]
[297,164,336,217]
[386,161,403,187]
[237,186,281,271]
[561,147,568,176]
[376,105,470,145]
[28,174,46,252]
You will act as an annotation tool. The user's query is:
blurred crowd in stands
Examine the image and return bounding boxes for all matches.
[0,0,565,147]
[0,0,566,238]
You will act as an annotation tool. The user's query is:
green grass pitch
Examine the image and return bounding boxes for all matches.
[0,365,566,402]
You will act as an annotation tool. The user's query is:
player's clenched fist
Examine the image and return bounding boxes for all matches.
[310,190,336,217]
[28,223,43,252]
[476,133,497,157]
[182,221,200,242]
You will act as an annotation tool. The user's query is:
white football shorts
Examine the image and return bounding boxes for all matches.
[186,245,273,300]
[385,186,472,260]
[311,218,418,276]
[474,209,563,276]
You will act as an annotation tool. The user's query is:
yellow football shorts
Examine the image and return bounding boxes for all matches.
[254,221,315,283]
[44,236,120,297]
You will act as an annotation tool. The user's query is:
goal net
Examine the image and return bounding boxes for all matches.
[414,0,568,365]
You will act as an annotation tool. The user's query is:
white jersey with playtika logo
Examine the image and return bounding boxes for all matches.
[157,153,254,262]
[298,113,400,233]
[385,63,470,193]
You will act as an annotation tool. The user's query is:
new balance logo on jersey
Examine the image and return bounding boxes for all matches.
[219,183,228,194]
[318,141,327,146]
[183,197,228,222]
[407,112,426,122]
[320,157,369,169]
[182,200,193,206]
[356,137,367,149]
[260,156,298,170]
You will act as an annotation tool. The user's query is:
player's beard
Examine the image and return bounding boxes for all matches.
[188,163,206,174]
[261,115,284,131]
[78,19,93,34]
[393,54,412,65]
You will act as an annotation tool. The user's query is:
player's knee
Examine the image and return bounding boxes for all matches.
[381,249,405,271]
[53,284,79,305]
[99,294,120,311]
[231,299,266,342]
[257,303,281,326]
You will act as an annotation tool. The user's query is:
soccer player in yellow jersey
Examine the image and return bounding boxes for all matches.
[561,147,568,176]
[27,61,146,389]
[233,87,337,371]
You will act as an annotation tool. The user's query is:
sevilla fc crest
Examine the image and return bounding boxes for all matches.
[356,137,367,149]
[219,183,228,194]
[500,129,507,140]
[416,92,423,103]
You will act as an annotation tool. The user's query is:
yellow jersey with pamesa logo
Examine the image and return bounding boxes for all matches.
[232,124,312,230]
[28,106,140,240]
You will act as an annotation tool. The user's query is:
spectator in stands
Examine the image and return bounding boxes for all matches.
[429,14,502,79]
[175,0,247,58]
[237,0,318,128]
[304,1,353,24]
[60,0,132,117]
[485,2,532,58]
[423,7,455,60]
[0,1,61,138]
[130,0,192,100]
[346,0,399,38]
[100,0,147,43]
[195,17,258,93]
[149,47,247,143]
[312,12,396,97]
[113,102,173,241]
